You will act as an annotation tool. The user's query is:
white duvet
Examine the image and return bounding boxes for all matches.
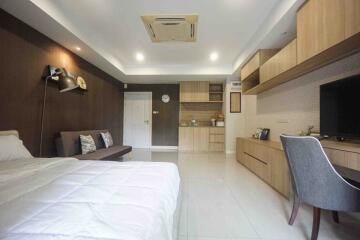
[0,158,180,240]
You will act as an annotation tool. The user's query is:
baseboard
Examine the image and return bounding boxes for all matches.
[151,146,178,150]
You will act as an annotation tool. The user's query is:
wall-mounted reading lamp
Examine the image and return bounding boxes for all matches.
[39,66,79,156]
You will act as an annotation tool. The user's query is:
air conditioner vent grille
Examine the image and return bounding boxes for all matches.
[142,15,198,42]
[156,17,186,21]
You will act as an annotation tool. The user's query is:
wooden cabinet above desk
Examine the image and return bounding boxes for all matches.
[242,0,360,95]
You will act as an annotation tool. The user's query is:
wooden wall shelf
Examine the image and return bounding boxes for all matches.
[241,70,259,93]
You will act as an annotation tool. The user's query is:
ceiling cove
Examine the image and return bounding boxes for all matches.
[0,0,305,83]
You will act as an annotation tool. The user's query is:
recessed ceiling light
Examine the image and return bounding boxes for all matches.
[75,46,81,51]
[136,52,145,62]
[210,52,219,62]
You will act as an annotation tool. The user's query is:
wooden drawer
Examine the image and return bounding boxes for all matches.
[209,128,225,134]
[347,152,360,171]
[244,144,269,163]
[246,153,270,183]
[209,134,224,143]
[209,143,224,152]
[242,152,252,169]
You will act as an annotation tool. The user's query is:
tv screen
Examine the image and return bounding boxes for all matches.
[320,75,360,139]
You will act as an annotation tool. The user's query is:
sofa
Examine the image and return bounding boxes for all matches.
[56,130,132,160]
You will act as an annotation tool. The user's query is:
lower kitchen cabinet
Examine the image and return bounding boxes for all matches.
[193,127,209,152]
[178,127,194,151]
[179,127,224,152]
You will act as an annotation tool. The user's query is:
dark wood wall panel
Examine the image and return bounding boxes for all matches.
[0,10,124,156]
[125,84,179,146]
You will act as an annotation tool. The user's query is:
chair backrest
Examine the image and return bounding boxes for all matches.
[280,135,360,211]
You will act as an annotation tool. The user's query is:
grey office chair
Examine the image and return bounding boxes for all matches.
[280,135,360,240]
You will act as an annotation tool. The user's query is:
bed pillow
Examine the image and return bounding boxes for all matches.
[100,131,114,148]
[0,135,33,161]
[80,135,96,154]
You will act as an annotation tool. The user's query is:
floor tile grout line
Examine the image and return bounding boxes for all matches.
[223,157,263,240]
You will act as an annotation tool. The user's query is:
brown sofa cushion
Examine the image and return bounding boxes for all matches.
[56,130,132,160]
[74,145,132,160]
[56,130,108,157]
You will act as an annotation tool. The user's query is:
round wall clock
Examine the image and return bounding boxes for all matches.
[76,76,87,90]
[161,94,170,103]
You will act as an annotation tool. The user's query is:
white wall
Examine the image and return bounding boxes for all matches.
[242,52,360,142]
[225,78,245,153]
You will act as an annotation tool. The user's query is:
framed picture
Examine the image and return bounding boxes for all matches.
[230,92,241,113]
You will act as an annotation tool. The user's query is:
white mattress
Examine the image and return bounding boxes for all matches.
[0,158,180,240]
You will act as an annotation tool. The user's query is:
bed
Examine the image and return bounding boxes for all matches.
[0,131,181,240]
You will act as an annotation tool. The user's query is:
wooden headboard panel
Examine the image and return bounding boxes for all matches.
[0,130,19,138]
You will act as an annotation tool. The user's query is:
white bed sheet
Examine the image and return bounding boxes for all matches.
[0,158,180,240]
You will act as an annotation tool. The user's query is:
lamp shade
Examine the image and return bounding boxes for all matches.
[58,68,79,92]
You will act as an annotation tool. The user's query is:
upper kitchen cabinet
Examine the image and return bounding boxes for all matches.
[297,0,345,64]
[345,0,360,39]
[180,81,209,102]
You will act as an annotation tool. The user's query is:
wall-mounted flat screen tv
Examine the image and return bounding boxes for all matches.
[320,74,360,139]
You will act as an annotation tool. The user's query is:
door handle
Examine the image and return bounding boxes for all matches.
[144,120,149,124]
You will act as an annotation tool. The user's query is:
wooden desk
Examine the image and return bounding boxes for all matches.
[321,139,360,172]
[236,137,360,199]
[236,138,290,198]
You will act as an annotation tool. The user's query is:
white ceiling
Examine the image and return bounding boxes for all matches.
[0,0,305,83]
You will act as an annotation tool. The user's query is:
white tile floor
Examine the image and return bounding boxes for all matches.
[124,149,360,240]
